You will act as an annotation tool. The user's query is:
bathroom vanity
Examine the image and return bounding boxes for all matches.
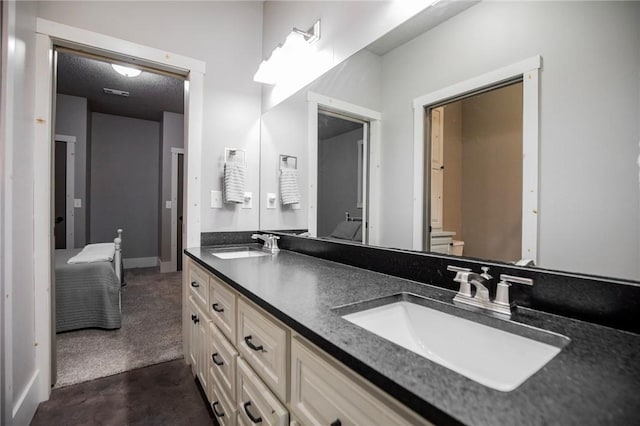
[184,235,640,426]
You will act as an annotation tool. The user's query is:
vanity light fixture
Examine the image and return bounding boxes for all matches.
[254,20,321,85]
[111,64,142,78]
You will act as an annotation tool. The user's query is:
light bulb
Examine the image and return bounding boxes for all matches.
[111,64,142,78]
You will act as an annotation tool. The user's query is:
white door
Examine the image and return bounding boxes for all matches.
[430,107,444,231]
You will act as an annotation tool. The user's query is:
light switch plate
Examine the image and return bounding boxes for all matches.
[242,192,252,209]
[165,201,172,209]
[266,193,277,209]
[74,198,82,208]
[211,190,222,208]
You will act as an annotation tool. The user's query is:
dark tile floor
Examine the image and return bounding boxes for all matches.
[31,359,216,426]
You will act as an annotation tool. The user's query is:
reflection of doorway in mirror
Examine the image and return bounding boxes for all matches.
[428,82,523,263]
[317,111,368,243]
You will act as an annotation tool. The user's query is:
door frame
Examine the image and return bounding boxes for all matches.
[307,92,381,245]
[170,147,184,272]
[412,55,541,263]
[54,134,75,249]
[33,18,205,403]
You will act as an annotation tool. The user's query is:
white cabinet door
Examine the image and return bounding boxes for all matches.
[237,298,288,401]
[210,275,237,344]
[237,358,288,426]
[211,322,238,403]
[188,296,199,372]
[290,337,427,426]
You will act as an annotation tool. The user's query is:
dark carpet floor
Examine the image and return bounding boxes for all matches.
[55,267,183,387]
[31,359,215,426]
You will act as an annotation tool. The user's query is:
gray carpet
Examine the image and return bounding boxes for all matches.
[55,267,183,388]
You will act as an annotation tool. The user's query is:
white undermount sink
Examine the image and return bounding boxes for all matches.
[209,247,269,259]
[341,296,569,392]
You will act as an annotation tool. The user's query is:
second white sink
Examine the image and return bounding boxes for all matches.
[341,298,568,392]
[210,247,269,259]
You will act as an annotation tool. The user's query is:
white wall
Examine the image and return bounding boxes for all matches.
[91,113,160,260]
[379,1,640,279]
[259,49,382,230]
[160,111,183,263]
[261,0,436,111]
[1,0,40,424]
[55,94,87,247]
[37,1,264,235]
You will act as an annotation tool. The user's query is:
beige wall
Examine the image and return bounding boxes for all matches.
[442,101,463,238]
[460,82,523,262]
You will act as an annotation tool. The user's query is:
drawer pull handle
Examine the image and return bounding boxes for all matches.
[330,420,342,426]
[212,401,225,418]
[211,352,224,366]
[190,281,199,288]
[243,401,262,423]
[244,335,264,352]
[212,303,224,313]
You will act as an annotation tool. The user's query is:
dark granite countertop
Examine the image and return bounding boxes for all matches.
[185,245,640,426]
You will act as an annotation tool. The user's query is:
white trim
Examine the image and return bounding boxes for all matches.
[2,1,16,422]
[33,22,205,405]
[11,370,40,426]
[306,91,381,244]
[159,260,173,273]
[36,18,205,75]
[169,148,185,273]
[123,257,159,269]
[54,134,76,249]
[412,56,541,265]
[53,133,75,143]
[308,92,382,121]
[33,33,53,406]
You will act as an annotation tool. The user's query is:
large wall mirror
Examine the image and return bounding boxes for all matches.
[259,1,640,282]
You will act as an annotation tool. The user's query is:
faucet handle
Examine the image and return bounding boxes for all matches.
[480,266,492,280]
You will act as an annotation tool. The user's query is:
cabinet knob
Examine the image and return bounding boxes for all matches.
[211,352,224,366]
[330,420,342,426]
[211,401,225,418]
[243,401,262,424]
[244,335,264,352]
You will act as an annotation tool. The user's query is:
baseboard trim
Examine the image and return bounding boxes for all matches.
[123,257,159,269]
[159,261,176,273]
[13,370,41,426]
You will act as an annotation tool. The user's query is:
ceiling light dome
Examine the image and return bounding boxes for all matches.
[111,64,141,78]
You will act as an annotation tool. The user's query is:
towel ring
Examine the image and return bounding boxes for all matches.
[225,147,246,165]
[279,154,298,170]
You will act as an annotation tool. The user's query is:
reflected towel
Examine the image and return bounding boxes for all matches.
[68,243,115,264]
[280,168,301,205]
[223,161,245,203]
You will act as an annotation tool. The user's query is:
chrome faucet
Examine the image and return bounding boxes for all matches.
[447,265,533,317]
[251,233,280,253]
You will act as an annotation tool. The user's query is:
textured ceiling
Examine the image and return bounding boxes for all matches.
[56,51,184,122]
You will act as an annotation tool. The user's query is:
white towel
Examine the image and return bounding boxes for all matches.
[223,161,245,203]
[280,168,301,205]
[67,243,115,264]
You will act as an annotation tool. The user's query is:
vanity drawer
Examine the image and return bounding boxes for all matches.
[210,322,238,402]
[188,261,209,308]
[237,298,288,401]
[237,358,288,426]
[212,382,237,426]
[291,336,429,426]
[209,274,237,344]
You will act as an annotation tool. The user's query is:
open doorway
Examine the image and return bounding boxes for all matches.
[51,48,186,388]
[426,81,524,262]
[317,110,369,244]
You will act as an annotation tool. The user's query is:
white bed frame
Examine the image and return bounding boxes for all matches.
[114,228,123,283]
